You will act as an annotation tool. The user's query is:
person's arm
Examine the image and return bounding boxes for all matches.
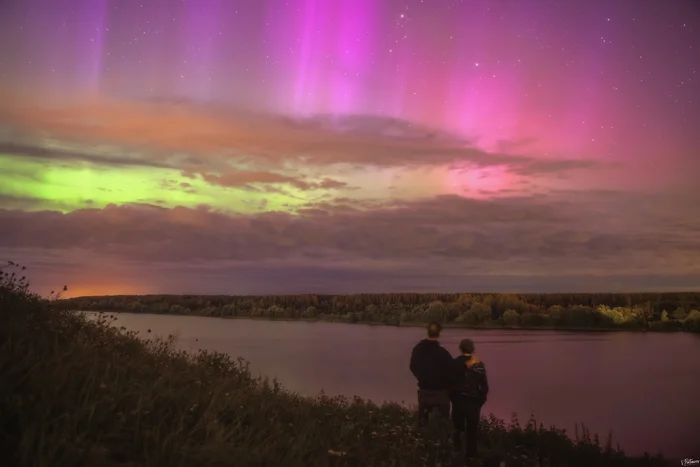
[480,363,489,404]
[439,347,456,388]
[409,345,419,379]
[448,356,462,393]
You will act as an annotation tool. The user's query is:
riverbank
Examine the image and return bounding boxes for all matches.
[88,310,685,334]
[59,292,700,334]
[1,286,673,465]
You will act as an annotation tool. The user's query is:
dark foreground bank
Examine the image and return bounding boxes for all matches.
[1,277,672,466]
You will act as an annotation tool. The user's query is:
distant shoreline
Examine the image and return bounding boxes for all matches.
[87,309,679,333]
[63,291,700,334]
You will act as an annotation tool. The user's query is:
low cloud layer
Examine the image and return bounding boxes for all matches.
[2,190,700,295]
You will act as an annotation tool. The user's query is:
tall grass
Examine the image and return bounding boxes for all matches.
[0,263,670,466]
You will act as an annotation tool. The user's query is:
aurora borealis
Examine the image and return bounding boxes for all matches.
[0,0,699,296]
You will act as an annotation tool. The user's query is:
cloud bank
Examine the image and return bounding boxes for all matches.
[0,95,698,296]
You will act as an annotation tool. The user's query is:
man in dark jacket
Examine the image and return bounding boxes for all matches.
[409,322,454,425]
[450,338,489,465]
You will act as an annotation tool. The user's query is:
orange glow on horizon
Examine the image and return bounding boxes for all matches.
[62,283,152,299]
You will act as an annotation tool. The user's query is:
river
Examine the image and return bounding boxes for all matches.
[103,312,700,459]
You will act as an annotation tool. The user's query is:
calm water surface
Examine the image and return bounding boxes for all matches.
[103,313,700,458]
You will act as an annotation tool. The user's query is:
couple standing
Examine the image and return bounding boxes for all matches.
[409,321,489,466]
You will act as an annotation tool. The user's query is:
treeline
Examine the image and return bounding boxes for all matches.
[59,292,700,333]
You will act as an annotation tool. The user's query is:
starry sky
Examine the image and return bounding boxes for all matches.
[0,0,699,297]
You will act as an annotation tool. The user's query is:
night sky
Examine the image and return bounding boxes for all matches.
[0,0,699,297]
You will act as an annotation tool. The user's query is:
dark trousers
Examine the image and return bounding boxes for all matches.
[451,398,482,462]
[417,389,450,426]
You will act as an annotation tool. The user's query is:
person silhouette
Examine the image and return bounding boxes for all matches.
[450,338,489,466]
[409,321,454,425]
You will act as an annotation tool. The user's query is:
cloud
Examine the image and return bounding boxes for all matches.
[1,191,699,288]
[0,95,609,177]
[0,142,171,169]
[189,169,347,192]
[0,194,47,210]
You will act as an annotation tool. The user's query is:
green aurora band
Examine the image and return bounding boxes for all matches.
[0,154,315,214]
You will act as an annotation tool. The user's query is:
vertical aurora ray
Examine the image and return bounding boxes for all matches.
[270,1,376,117]
[262,1,297,114]
[293,0,325,115]
[562,28,613,152]
[19,0,109,96]
[447,6,493,146]
[81,0,108,96]
[441,5,521,197]
[383,12,410,119]
[180,0,221,101]
[330,0,374,115]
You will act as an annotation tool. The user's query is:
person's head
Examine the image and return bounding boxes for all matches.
[459,338,475,354]
[427,321,442,339]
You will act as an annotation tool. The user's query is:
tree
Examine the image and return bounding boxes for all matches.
[562,306,594,327]
[545,305,564,325]
[169,304,190,315]
[303,306,317,318]
[469,302,492,323]
[683,310,700,332]
[267,305,285,318]
[445,302,461,321]
[520,311,549,327]
[596,305,626,325]
[685,310,700,321]
[501,309,520,326]
[493,294,526,316]
[426,301,447,323]
[671,307,687,320]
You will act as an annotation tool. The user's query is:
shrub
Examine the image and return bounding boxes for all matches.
[501,309,520,326]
